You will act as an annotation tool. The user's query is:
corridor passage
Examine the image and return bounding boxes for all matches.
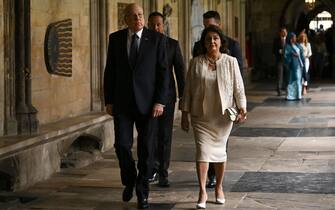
[2,82,335,210]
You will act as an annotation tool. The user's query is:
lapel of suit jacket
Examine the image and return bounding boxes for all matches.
[122,29,133,69]
[135,27,150,68]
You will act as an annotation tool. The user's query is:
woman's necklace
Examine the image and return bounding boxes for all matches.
[206,54,220,71]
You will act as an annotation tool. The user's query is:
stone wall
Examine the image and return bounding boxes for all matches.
[30,0,91,124]
[248,0,286,79]
[156,0,180,40]
[0,0,4,135]
[107,0,142,34]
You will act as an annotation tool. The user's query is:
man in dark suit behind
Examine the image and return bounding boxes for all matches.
[103,3,168,209]
[192,11,243,76]
[147,12,185,187]
[272,26,287,96]
[192,10,243,189]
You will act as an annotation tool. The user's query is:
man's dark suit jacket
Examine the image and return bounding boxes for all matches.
[104,27,169,115]
[272,36,285,62]
[192,35,243,75]
[166,37,185,103]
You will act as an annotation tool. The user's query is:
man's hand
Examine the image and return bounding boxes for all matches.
[106,104,113,116]
[181,111,189,132]
[152,104,164,117]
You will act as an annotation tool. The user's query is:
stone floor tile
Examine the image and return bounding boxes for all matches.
[278,137,335,151]
[231,172,335,194]
[227,158,267,171]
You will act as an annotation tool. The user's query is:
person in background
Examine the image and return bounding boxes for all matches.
[148,12,185,187]
[272,26,288,96]
[284,32,305,100]
[192,11,243,75]
[192,10,243,189]
[181,25,247,209]
[297,31,312,95]
[103,3,169,209]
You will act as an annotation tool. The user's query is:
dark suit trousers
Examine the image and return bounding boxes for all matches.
[113,107,157,199]
[277,60,285,92]
[154,102,175,178]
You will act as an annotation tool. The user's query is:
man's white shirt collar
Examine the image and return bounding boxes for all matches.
[128,28,143,39]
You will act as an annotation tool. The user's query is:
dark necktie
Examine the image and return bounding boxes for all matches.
[129,33,139,68]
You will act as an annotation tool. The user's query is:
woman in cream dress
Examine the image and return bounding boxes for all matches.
[297,31,312,95]
[181,25,247,209]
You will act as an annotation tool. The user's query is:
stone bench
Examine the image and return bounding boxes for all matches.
[0,112,114,191]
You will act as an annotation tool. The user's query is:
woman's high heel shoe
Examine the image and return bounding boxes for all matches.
[196,202,206,209]
[215,190,225,205]
[215,197,226,204]
[196,193,207,209]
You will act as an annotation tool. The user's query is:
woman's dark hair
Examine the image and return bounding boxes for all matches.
[199,25,229,55]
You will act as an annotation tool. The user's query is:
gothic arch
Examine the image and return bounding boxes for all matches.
[280,0,335,30]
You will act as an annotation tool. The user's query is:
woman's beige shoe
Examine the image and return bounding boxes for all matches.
[196,202,206,209]
[215,197,226,204]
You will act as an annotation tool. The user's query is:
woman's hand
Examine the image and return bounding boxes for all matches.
[181,111,190,132]
[236,108,247,123]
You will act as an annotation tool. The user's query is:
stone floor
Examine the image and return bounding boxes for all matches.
[2,82,335,210]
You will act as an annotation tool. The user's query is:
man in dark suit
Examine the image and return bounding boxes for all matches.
[272,26,287,96]
[192,11,243,75]
[147,12,185,187]
[192,10,243,189]
[103,3,168,209]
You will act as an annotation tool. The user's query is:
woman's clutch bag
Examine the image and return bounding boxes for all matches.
[226,107,239,121]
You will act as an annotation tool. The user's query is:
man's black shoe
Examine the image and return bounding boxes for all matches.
[122,186,133,202]
[137,198,149,209]
[148,172,158,183]
[158,176,170,187]
[206,177,216,188]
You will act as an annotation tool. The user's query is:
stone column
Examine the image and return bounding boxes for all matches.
[24,0,38,133]
[0,0,4,136]
[226,0,233,37]
[240,0,250,83]
[149,0,157,12]
[90,0,107,111]
[3,0,17,135]
[12,0,38,135]
[15,0,30,134]
[178,0,191,69]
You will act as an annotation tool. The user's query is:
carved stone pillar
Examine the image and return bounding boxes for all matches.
[24,0,38,133]
[178,0,191,70]
[15,0,30,134]
[149,0,157,12]
[90,0,107,111]
[13,0,38,135]
[3,0,18,136]
[226,0,233,37]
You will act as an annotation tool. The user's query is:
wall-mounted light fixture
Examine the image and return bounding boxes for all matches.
[305,0,316,10]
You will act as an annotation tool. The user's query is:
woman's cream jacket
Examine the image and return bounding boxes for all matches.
[181,54,246,116]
